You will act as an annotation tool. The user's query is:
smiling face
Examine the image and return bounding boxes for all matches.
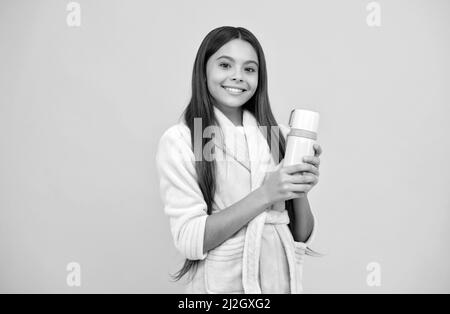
[206,39,259,112]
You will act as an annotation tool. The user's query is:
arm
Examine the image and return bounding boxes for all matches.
[156,126,210,260]
[292,196,314,243]
[203,187,270,254]
[156,125,271,260]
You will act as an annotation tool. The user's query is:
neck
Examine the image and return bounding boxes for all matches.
[215,105,243,127]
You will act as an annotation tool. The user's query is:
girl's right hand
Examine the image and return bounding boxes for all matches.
[259,159,318,205]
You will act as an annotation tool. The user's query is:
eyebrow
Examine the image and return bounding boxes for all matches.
[216,55,259,67]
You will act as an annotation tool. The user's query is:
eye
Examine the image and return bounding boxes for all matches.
[246,67,257,73]
[219,62,230,69]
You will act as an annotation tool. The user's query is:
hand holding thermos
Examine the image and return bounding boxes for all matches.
[260,109,322,205]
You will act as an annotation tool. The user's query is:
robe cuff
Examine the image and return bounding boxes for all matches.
[185,214,208,261]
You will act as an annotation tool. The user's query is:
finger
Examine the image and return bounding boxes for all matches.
[313,143,322,157]
[288,183,311,193]
[289,174,317,184]
[285,163,319,176]
[303,156,320,168]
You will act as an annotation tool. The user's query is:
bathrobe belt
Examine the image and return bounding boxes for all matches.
[242,209,303,294]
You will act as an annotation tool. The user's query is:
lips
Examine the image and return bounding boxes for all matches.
[222,85,247,93]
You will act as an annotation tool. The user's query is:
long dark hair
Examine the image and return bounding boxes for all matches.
[172,26,295,282]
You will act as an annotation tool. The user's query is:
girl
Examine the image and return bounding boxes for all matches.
[156,26,322,294]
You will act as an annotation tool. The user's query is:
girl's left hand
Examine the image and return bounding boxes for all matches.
[297,143,322,193]
[266,143,322,210]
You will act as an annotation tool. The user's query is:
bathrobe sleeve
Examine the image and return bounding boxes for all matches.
[155,124,208,261]
[279,123,317,249]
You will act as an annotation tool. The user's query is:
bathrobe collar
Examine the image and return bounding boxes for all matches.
[213,105,274,192]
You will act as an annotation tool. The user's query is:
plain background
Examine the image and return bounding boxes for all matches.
[1,0,449,293]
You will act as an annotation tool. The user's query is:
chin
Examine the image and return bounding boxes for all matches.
[220,96,250,108]
[222,102,246,109]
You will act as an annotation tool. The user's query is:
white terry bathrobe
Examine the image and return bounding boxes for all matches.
[155,106,317,294]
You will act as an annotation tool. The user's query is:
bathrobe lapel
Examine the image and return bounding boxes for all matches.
[242,109,271,191]
[240,111,274,293]
[212,105,272,184]
[213,106,251,173]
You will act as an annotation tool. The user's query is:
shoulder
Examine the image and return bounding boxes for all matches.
[156,123,196,175]
[158,122,192,151]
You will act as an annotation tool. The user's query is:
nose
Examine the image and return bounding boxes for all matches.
[231,68,244,82]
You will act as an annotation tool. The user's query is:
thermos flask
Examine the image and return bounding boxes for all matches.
[269,109,320,212]
[284,109,320,167]
[283,109,322,256]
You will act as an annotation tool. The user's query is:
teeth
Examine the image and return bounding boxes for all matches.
[224,87,244,93]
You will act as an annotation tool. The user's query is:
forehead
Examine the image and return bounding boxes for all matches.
[214,39,258,63]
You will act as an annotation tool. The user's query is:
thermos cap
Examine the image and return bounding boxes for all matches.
[289,109,320,133]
